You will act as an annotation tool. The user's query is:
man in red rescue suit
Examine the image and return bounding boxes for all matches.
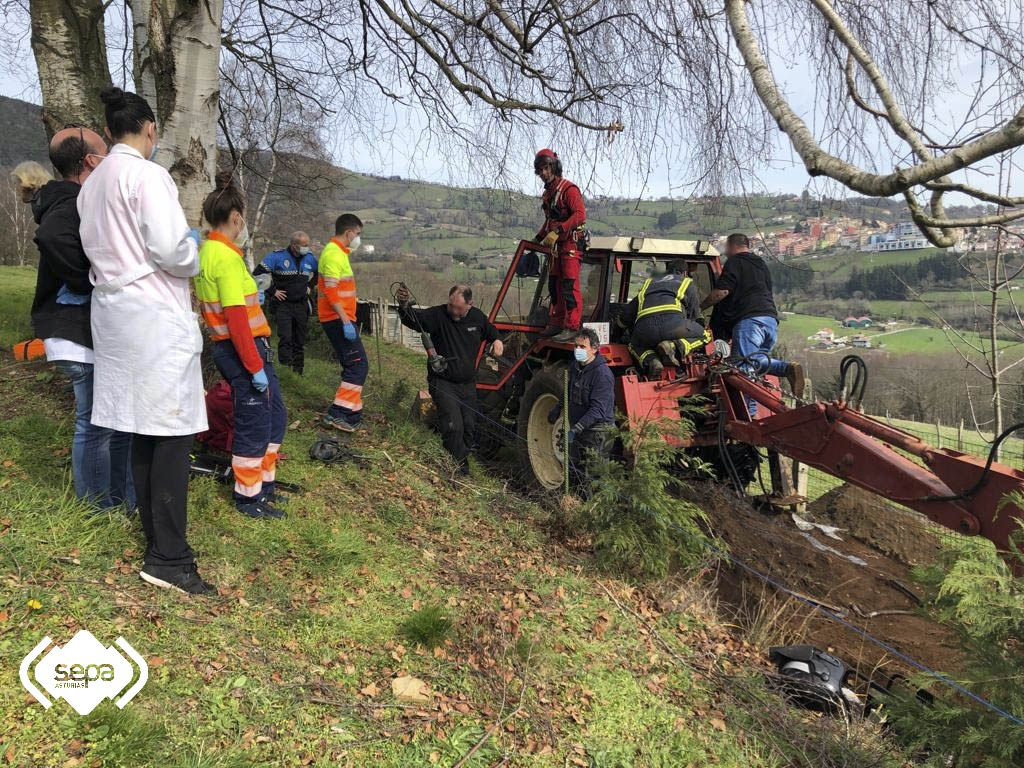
[534,149,586,344]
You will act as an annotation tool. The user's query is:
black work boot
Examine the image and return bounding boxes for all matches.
[237,500,287,520]
[552,328,579,344]
[645,357,664,377]
[539,325,562,337]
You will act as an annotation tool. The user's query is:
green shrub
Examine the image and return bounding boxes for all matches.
[578,418,714,581]
[888,524,1024,767]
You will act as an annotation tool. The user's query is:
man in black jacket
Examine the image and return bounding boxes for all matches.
[396,284,504,473]
[547,327,616,489]
[702,233,804,417]
[30,126,134,509]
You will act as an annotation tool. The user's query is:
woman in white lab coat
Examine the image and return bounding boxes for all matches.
[78,87,215,595]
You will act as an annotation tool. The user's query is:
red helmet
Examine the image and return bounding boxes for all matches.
[534,148,561,176]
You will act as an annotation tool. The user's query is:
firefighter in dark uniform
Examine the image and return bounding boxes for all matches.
[254,231,317,374]
[534,149,587,344]
[615,259,710,376]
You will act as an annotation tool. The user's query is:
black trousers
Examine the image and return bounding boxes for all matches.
[275,300,310,372]
[631,312,705,351]
[570,426,614,494]
[428,377,477,462]
[131,434,195,567]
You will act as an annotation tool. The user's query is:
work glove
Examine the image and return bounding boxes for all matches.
[252,368,269,392]
[567,429,577,444]
[395,285,411,304]
[541,231,559,248]
[186,227,201,248]
[547,406,560,425]
[343,322,358,341]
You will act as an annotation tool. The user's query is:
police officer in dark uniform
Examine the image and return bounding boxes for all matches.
[615,259,709,376]
[255,231,317,374]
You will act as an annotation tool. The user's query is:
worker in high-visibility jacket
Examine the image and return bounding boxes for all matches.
[615,259,710,376]
[318,213,368,432]
[194,173,287,519]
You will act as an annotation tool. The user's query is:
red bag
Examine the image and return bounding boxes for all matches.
[196,380,234,454]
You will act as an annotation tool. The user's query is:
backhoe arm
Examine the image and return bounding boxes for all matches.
[721,371,1024,554]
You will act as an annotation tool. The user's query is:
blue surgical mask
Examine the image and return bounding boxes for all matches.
[148,143,159,162]
[573,348,587,363]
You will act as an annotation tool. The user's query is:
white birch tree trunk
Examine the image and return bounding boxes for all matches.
[28,0,112,139]
[132,0,224,225]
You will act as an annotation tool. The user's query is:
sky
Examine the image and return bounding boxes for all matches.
[0,40,819,201]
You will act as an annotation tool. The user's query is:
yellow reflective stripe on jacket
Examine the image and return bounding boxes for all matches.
[636,276,693,319]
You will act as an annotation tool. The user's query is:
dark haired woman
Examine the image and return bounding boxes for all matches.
[78,87,214,595]
[194,173,287,520]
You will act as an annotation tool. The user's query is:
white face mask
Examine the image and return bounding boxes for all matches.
[299,246,312,256]
[236,221,250,248]
[348,234,361,251]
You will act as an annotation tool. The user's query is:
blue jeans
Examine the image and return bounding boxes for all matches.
[732,315,789,418]
[54,360,135,509]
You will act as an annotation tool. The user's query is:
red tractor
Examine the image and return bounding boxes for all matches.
[475,237,1024,558]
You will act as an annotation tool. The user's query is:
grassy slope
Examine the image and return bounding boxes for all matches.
[0,267,777,768]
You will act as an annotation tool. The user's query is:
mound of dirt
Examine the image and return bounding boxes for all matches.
[684,482,963,681]
[806,484,942,568]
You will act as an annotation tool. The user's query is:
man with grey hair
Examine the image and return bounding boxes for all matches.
[395,283,504,474]
[255,231,317,374]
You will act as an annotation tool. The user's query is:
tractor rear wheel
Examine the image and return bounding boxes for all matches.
[516,364,569,491]
[476,389,510,459]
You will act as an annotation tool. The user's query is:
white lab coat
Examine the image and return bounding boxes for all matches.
[78,144,208,436]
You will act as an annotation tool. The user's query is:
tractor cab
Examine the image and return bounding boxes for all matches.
[475,237,723,489]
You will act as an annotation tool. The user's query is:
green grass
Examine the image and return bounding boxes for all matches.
[0,265,850,767]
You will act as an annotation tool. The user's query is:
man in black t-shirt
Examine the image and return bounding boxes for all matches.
[702,233,804,416]
[396,284,504,473]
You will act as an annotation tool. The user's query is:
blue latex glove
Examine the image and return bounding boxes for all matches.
[56,284,91,305]
[567,429,577,443]
[186,227,201,248]
[252,368,269,392]
[343,322,357,341]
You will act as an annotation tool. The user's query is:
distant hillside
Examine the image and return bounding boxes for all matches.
[0,95,48,168]
[0,94,992,267]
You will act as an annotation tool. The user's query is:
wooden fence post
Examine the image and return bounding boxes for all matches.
[793,376,811,514]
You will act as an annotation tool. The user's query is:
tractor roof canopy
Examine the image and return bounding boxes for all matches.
[587,236,720,259]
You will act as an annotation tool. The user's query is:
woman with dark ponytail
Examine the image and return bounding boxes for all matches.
[194,172,288,520]
[78,87,214,595]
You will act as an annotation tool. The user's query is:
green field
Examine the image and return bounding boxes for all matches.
[793,247,947,281]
